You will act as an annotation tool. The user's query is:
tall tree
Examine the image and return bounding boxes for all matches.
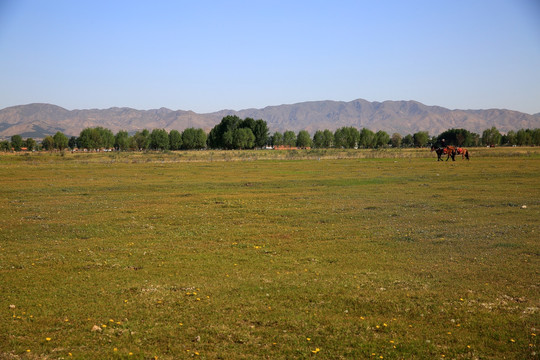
[481,127,501,146]
[182,128,207,150]
[240,118,256,131]
[283,131,297,147]
[402,134,414,147]
[232,128,255,149]
[503,130,516,146]
[437,128,478,147]
[359,128,375,148]
[413,131,429,147]
[68,136,78,149]
[374,130,390,148]
[78,127,115,150]
[516,129,531,146]
[207,115,242,149]
[25,138,37,151]
[271,132,283,146]
[532,129,540,146]
[193,128,207,149]
[53,131,69,150]
[42,136,55,151]
[0,140,10,151]
[132,130,150,150]
[78,128,98,149]
[312,130,325,148]
[252,119,269,148]
[168,129,182,150]
[149,129,170,150]
[115,130,130,151]
[390,133,402,148]
[296,130,312,148]
[334,127,359,148]
[11,135,23,151]
[322,129,334,148]
[99,127,115,148]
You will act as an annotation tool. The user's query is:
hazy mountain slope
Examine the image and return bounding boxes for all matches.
[236,99,540,135]
[1,99,539,139]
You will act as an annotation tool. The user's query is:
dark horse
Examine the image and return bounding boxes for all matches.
[431,144,455,161]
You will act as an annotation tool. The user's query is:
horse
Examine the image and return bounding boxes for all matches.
[431,145,455,161]
[455,147,470,160]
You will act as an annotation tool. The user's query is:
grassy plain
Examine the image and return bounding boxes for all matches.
[1,148,539,359]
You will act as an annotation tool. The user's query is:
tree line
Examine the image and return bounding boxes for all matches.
[1,116,540,152]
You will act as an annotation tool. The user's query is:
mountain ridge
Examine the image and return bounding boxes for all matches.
[1,99,539,139]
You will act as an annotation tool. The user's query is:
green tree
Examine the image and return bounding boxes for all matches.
[11,135,23,151]
[77,128,97,149]
[207,115,242,149]
[532,129,540,146]
[78,127,115,150]
[0,140,11,151]
[115,130,130,151]
[359,128,375,148]
[132,129,150,150]
[481,127,502,146]
[271,132,283,146]
[334,127,359,148]
[437,128,477,147]
[168,130,182,150]
[296,130,312,148]
[232,128,255,149]
[252,119,269,148]
[182,128,207,150]
[390,133,402,148]
[323,129,334,148]
[193,129,207,149]
[503,130,516,146]
[68,136,78,149]
[207,115,265,149]
[240,118,256,132]
[42,136,55,151]
[99,127,115,149]
[374,130,390,148]
[516,129,531,146]
[222,130,234,149]
[283,131,297,147]
[413,131,429,147]
[128,136,138,150]
[25,138,37,151]
[312,130,325,148]
[402,134,414,147]
[53,131,69,150]
[471,133,481,147]
[149,129,170,150]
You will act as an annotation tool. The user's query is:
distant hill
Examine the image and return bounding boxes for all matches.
[1,99,539,139]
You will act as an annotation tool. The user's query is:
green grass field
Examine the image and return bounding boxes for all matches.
[1,149,539,359]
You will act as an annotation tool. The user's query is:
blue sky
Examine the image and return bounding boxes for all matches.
[1,0,539,114]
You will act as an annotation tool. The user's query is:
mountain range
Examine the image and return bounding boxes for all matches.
[1,99,539,139]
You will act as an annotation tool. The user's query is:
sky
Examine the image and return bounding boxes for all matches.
[1,0,539,114]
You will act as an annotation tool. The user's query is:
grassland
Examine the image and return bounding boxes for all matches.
[1,148,539,359]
